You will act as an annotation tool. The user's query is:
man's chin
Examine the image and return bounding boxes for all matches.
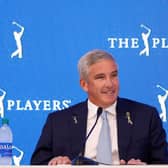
[101,100,116,108]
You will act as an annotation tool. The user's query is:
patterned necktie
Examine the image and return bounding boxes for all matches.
[96,111,112,165]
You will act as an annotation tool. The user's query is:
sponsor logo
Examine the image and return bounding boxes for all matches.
[11,21,24,59]
[0,88,6,118]
[12,145,24,166]
[0,143,12,157]
[7,99,72,111]
[0,143,12,150]
[108,24,168,56]
[156,84,168,122]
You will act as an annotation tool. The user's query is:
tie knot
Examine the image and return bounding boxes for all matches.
[101,111,108,120]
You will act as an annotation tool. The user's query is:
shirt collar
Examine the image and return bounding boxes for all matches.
[87,99,117,119]
[88,99,98,119]
[104,101,117,116]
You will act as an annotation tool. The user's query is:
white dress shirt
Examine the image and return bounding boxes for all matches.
[84,99,120,165]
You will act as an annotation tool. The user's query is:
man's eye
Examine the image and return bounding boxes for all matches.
[112,73,117,77]
[95,76,104,79]
[111,72,118,77]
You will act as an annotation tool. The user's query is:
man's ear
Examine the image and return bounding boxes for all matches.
[80,79,88,92]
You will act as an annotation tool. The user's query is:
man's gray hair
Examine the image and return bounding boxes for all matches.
[78,49,116,80]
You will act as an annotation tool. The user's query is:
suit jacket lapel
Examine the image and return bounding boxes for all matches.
[117,98,134,161]
[69,101,88,158]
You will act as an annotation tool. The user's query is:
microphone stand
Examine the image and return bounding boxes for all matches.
[71,107,102,165]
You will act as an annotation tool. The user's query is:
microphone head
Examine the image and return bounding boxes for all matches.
[97,107,103,117]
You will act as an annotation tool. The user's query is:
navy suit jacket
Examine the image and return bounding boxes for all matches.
[31,98,168,165]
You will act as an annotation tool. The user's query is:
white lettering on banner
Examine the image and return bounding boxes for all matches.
[152,38,168,48]
[107,24,168,56]
[7,99,72,111]
[108,37,168,49]
[108,38,140,48]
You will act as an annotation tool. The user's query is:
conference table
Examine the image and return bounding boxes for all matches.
[2,165,168,168]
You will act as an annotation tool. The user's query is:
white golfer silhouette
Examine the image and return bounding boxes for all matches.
[0,88,6,118]
[139,24,151,56]
[156,84,168,122]
[12,145,24,166]
[11,21,24,59]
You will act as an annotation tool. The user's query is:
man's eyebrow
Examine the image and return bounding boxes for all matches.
[94,70,118,76]
[94,73,105,78]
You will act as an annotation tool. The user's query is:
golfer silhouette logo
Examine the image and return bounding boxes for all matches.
[156,84,168,122]
[0,88,6,118]
[139,24,151,56]
[11,21,24,59]
[12,146,24,166]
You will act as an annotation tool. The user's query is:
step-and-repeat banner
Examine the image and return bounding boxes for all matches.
[0,0,168,165]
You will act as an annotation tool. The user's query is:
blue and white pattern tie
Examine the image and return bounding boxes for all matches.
[96,111,112,165]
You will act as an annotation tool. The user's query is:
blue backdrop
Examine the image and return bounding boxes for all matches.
[0,0,168,165]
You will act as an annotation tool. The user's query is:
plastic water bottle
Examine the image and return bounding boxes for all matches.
[0,118,13,165]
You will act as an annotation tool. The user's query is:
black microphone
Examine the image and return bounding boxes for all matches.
[71,107,103,165]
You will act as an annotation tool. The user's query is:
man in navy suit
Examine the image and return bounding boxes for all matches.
[31,49,168,165]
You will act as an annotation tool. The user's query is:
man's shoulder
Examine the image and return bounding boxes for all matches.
[118,97,156,111]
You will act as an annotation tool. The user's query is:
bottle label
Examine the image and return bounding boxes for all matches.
[0,143,12,157]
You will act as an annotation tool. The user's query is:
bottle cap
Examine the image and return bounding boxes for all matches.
[2,118,9,125]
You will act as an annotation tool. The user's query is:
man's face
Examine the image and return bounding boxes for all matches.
[80,59,119,108]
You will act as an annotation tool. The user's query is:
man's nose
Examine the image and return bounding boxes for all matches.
[105,78,114,87]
